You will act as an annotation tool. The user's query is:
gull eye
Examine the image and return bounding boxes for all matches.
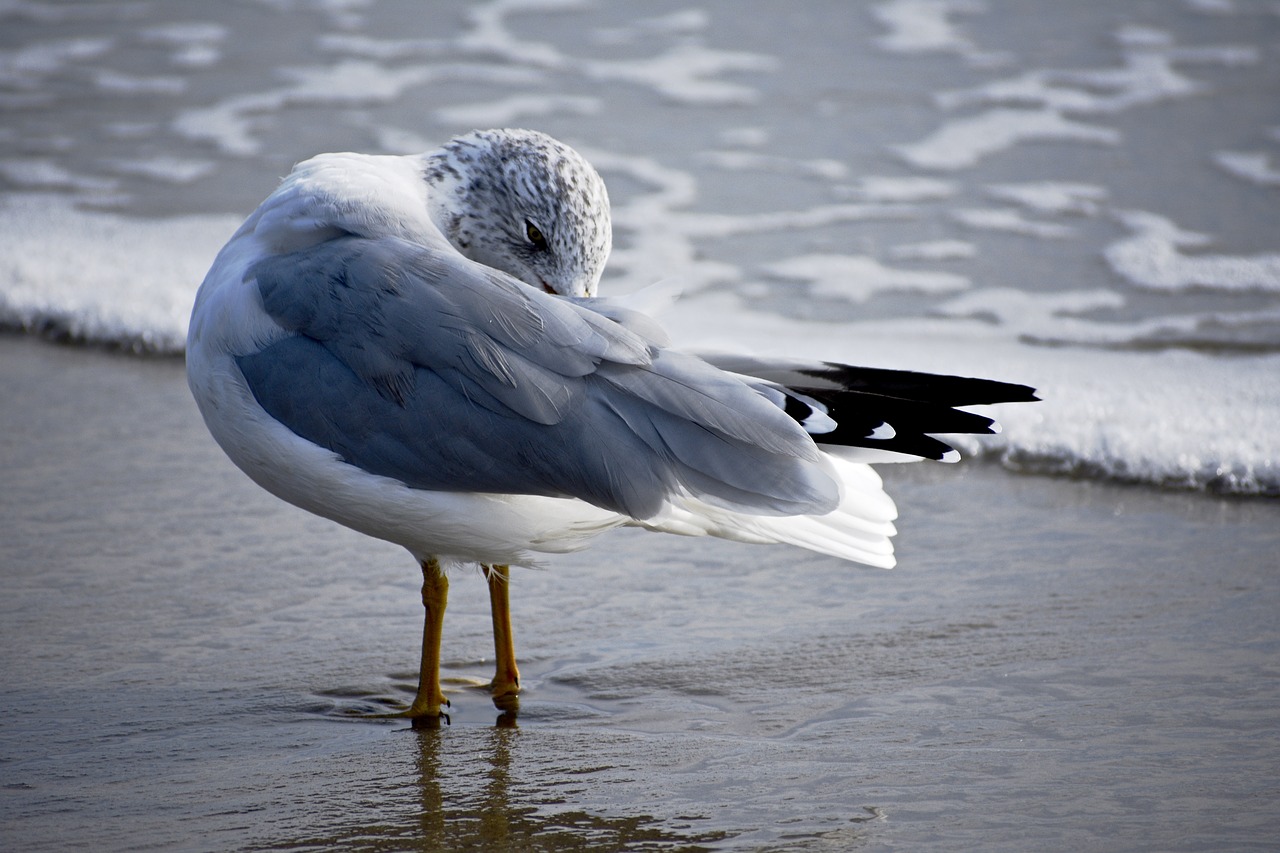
[524,219,548,252]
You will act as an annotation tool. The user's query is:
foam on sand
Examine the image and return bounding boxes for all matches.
[0,194,237,352]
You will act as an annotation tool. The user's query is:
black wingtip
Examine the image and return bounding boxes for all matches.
[772,361,1039,462]
[809,362,1041,407]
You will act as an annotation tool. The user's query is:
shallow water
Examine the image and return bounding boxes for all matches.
[3,337,1278,851]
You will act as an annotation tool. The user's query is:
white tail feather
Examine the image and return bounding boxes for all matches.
[640,455,899,568]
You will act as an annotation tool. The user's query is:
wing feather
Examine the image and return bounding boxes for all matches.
[240,235,841,520]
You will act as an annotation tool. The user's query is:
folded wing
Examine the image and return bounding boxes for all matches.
[237,236,844,522]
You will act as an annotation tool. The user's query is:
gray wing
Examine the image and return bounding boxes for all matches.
[237,236,838,520]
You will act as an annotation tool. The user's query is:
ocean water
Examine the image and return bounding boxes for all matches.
[2,2,1279,851]
[2,0,1278,495]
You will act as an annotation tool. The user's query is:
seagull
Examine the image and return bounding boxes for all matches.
[186,128,1036,724]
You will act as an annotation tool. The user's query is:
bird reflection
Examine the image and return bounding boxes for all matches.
[283,707,882,849]
[404,725,728,851]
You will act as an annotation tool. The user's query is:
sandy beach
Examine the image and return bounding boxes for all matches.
[3,334,1277,851]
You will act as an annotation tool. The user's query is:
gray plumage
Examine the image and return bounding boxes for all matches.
[237,234,840,522]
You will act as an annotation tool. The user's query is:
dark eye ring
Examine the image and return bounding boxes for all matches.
[525,219,548,252]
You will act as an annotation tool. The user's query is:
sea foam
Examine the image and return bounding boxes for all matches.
[0,194,236,353]
[1105,211,1280,293]
[661,291,1280,497]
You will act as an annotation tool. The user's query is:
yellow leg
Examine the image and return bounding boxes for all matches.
[483,564,521,708]
[406,556,449,722]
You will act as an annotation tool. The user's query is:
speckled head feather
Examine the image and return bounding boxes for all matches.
[423,128,611,298]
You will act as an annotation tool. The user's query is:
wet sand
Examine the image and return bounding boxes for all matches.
[1,333,1278,851]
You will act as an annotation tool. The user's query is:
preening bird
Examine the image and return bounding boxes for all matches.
[186,128,1037,723]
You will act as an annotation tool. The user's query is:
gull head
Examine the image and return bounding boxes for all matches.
[423,128,611,298]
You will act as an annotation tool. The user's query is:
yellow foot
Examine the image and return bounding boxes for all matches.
[490,673,520,714]
[338,704,449,726]
[403,690,451,726]
[490,674,520,699]
[409,709,450,729]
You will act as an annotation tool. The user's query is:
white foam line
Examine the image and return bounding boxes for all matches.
[101,156,218,184]
[292,0,370,29]
[0,1,83,23]
[583,43,777,106]
[1039,303,1279,355]
[764,253,970,303]
[871,0,1005,65]
[139,23,230,45]
[588,149,917,293]
[596,9,710,43]
[938,53,1208,115]
[91,70,187,96]
[316,33,450,61]
[0,159,118,193]
[632,9,709,33]
[681,203,917,239]
[459,0,592,69]
[895,107,1119,170]
[984,181,1108,216]
[1212,151,1280,187]
[182,3,781,158]
[835,175,956,203]
[873,0,980,53]
[0,193,239,352]
[1105,210,1280,293]
[718,127,770,148]
[889,239,976,261]
[588,149,727,292]
[172,62,538,156]
[139,22,228,68]
[370,125,434,155]
[950,207,1076,239]
[1051,53,1209,110]
[697,150,849,181]
[434,94,599,128]
[932,286,1234,347]
[1184,0,1236,13]
[0,36,114,88]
